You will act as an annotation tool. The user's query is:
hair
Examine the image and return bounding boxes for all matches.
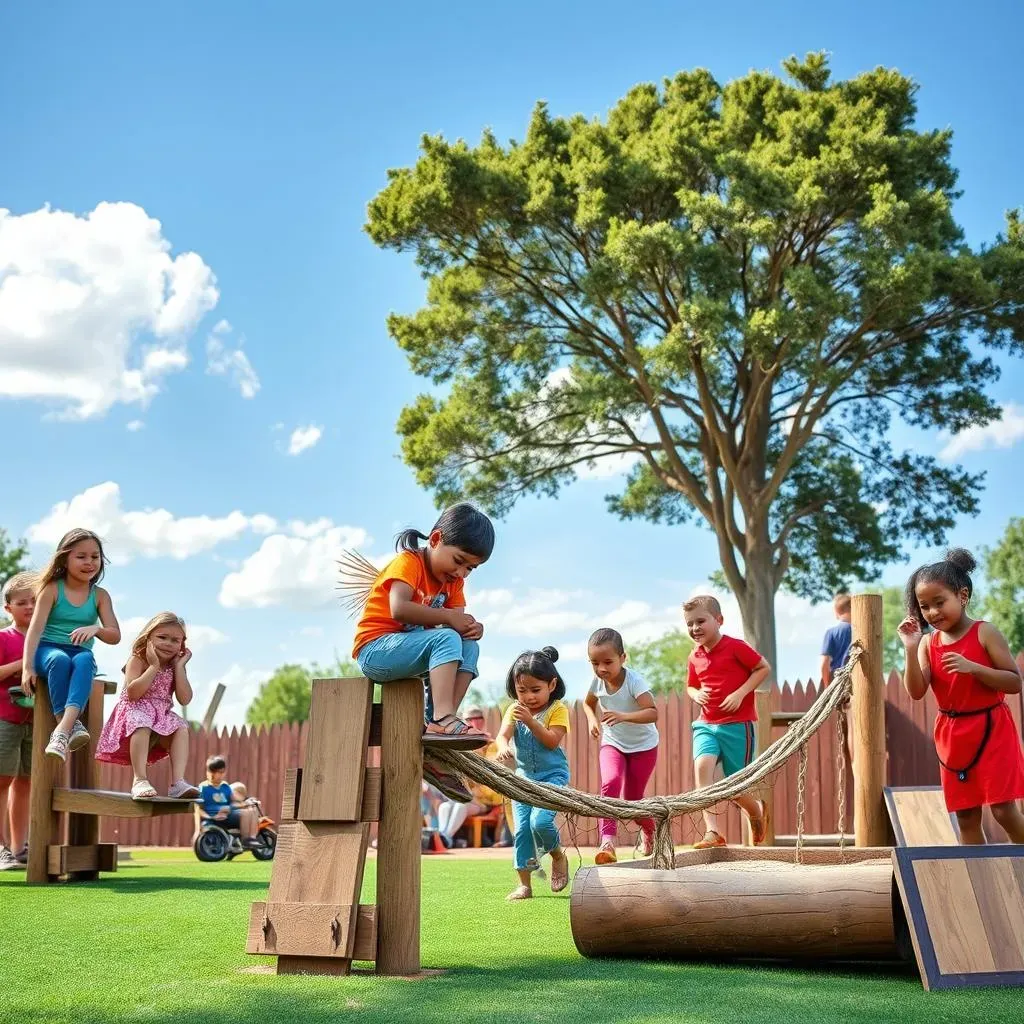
[3,571,37,604]
[683,594,722,617]
[833,593,852,614]
[505,646,566,704]
[395,502,495,561]
[464,705,485,720]
[904,548,977,630]
[206,755,227,772]
[588,627,625,655]
[35,528,107,595]
[130,612,187,662]
[231,782,248,798]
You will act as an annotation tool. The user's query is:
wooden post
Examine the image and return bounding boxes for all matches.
[66,677,110,880]
[746,688,775,846]
[375,679,423,975]
[201,683,226,732]
[851,593,890,847]
[26,678,62,884]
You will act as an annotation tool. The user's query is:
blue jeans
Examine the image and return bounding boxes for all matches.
[35,641,96,718]
[512,767,569,870]
[356,629,479,723]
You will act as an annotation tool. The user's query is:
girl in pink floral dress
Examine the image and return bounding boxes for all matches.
[96,612,200,801]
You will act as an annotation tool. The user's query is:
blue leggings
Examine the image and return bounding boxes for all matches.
[35,642,96,718]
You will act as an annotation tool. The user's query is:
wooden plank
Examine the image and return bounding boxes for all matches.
[268,821,370,906]
[281,768,301,822]
[376,679,423,975]
[247,902,357,958]
[893,846,1024,991]
[67,677,109,878]
[248,903,376,961]
[368,702,382,747]
[884,787,958,847]
[46,843,119,876]
[52,789,196,819]
[281,767,380,823]
[771,710,805,725]
[851,595,889,846]
[27,678,62,884]
[296,678,373,821]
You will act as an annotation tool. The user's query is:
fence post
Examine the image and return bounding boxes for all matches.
[851,593,890,847]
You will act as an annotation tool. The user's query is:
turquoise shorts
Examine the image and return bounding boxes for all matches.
[692,720,756,778]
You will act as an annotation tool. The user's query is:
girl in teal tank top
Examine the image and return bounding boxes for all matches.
[20,529,122,763]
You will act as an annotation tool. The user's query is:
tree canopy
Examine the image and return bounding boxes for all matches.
[366,52,1024,668]
[980,518,1024,653]
[245,658,361,727]
[0,528,30,627]
[628,628,694,694]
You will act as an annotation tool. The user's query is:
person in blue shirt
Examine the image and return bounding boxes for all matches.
[198,755,261,850]
[820,593,853,685]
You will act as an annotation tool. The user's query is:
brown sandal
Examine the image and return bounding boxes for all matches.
[422,714,490,750]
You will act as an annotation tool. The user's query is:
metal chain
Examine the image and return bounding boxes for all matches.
[795,743,808,865]
[836,710,848,857]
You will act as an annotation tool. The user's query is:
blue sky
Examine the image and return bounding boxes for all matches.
[2,1,1022,725]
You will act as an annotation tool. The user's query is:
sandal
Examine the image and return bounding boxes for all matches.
[506,884,532,901]
[422,714,490,750]
[693,829,727,850]
[549,850,569,893]
[131,778,158,801]
[423,759,472,803]
[594,841,617,865]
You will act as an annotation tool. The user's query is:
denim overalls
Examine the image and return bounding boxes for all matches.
[510,701,569,870]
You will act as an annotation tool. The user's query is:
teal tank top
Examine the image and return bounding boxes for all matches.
[41,580,99,649]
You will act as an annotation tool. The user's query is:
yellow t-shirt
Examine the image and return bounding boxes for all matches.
[501,699,570,733]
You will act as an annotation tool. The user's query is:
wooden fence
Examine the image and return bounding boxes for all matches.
[94,669,1024,849]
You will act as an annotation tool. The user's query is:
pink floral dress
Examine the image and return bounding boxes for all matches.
[96,666,188,765]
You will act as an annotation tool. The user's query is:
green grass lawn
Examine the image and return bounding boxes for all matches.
[0,850,1020,1023]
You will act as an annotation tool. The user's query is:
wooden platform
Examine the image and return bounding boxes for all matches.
[893,845,1024,990]
[884,786,959,847]
[52,789,197,819]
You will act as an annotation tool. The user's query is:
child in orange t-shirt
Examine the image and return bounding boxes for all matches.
[349,503,494,798]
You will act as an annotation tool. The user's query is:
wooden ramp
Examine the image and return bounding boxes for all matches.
[884,786,959,847]
[893,846,1024,991]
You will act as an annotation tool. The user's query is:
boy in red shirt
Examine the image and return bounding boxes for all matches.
[685,595,769,849]
[0,572,36,870]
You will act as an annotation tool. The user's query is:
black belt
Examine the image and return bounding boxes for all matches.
[936,704,1000,782]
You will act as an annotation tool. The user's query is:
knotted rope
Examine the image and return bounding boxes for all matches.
[430,643,863,869]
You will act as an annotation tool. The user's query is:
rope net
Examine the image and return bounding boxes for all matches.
[429,643,863,869]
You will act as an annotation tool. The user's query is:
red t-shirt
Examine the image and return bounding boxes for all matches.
[0,625,30,726]
[687,634,764,724]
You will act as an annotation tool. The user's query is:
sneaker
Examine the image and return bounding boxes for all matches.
[45,729,69,762]
[693,830,727,850]
[594,841,617,865]
[0,846,19,871]
[168,779,200,799]
[67,720,91,752]
[14,846,28,866]
[423,759,472,803]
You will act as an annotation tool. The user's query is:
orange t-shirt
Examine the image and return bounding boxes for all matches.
[352,550,466,657]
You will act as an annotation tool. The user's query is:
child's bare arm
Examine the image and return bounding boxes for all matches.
[583,692,601,738]
[125,654,159,701]
[93,588,121,645]
[0,658,22,681]
[21,585,56,688]
[963,624,1023,694]
[719,658,770,714]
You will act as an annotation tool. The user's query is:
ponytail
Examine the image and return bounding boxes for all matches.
[395,529,430,553]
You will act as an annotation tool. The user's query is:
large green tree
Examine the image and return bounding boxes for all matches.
[980,518,1024,654]
[0,528,30,627]
[366,53,1024,671]
[628,628,694,695]
[246,658,361,727]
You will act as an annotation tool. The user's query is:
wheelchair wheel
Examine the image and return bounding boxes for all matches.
[250,828,277,861]
[194,828,230,862]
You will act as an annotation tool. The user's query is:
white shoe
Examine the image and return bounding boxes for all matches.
[67,720,91,752]
[45,729,69,762]
[168,779,199,799]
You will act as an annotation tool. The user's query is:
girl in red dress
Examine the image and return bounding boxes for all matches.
[898,548,1024,844]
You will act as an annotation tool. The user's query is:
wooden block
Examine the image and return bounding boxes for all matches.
[884,786,959,847]
[67,678,109,868]
[281,768,301,822]
[46,843,119,876]
[247,902,358,958]
[351,905,377,961]
[893,845,1024,990]
[376,679,424,975]
[297,678,373,821]
[27,678,62,884]
[248,904,377,972]
[52,789,196,819]
[268,821,370,905]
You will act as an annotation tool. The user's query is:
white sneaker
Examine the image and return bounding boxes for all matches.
[67,720,91,752]
[45,729,69,762]
[0,846,19,871]
[168,779,200,799]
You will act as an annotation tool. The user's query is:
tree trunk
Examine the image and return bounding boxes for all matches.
[734,545,778,683]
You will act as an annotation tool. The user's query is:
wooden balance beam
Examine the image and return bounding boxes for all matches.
[26,676,195,885]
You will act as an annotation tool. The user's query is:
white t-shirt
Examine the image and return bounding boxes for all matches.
[588,667,659,754]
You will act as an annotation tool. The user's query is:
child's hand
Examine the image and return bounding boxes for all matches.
[510,701,534,723]
[688,687,709,708]
[897,617,923,649]
[146,642,161,668]
[69,625,99,646]
[589,720,601,739]
[216,808,230,820]
[941,652,975,675]
[463,621,484,641]
[20,669,35,695]
[175,647,192,666]
[447,610,478,636]
[719,691,743,714]
[601,710,625,726]
[495,745,515,767]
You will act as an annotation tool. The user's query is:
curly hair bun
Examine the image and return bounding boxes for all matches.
[944,548,977,574]
[540,645,559,663]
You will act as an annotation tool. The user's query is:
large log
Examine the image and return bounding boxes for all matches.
[570,847,903,962]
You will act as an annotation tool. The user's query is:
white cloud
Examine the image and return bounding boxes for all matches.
[95,617,228,686]
[125,420,145,432]
[205,319,260,399]
[219,523,371,609]
[0,202,218,418]
[940,403,1024,461]
[27,481,279,563]
[287,425,323,456]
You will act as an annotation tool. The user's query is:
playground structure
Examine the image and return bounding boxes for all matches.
[245,593,1024,990]
[26,676,195,884]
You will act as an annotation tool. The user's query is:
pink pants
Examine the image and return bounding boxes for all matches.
[599,744,658,840]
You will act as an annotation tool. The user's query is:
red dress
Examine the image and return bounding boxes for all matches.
[928,621,1024,812]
